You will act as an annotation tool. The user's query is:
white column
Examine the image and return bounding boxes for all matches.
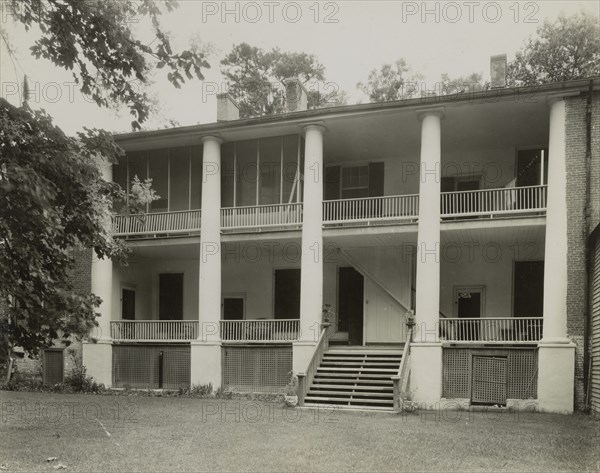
[192,136,223,388]
[542,98,569,343]
[410,108,444,407]
[83,157,113,386]
[538,97,575,413]
[294,124,325,372]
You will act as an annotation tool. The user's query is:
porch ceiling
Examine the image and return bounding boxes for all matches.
[441,217,546,248]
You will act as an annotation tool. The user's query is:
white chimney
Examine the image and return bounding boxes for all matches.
[490,54,507,88]
[216,93,240,121]
[283,78,308,113]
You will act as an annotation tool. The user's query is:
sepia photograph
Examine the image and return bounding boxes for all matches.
[1,1,599,471]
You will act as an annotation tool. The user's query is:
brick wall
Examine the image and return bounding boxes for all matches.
[565,90,600,409]
[13,248,92,381]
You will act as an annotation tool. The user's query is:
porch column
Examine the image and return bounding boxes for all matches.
[294,123,326,372]
[410,108,444,407]
[83,157,113,386]
[538,96,575,413]
[191,135,223,388]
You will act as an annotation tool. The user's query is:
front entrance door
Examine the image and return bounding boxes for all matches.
[338,267,364,345]
[455,286,484,341]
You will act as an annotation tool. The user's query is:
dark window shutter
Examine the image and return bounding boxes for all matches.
[368,162,384,197]
[324,165,341,200]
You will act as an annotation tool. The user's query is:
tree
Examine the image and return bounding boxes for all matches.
[507,12,600,86]
[220,43,344,117]
[357,59,423,102]
[439,72,486,95]
[0,1,203,356]
[5,0,210,130]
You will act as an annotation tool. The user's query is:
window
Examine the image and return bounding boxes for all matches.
[341,165,369,199]
[324,162,385,200]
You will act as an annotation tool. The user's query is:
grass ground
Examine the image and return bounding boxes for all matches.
[0,391,599,472]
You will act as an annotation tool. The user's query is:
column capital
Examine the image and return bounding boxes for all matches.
[200,135,224,145]
[300,121,328,134]
[416,107,445,121]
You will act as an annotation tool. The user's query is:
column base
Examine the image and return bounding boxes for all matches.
[292,340,317,373]
[191,341,222,389]
[82,340,112,387]
[537,341,576,413]
[409,342,442,408]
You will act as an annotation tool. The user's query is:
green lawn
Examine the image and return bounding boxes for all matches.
[0,391,598,472]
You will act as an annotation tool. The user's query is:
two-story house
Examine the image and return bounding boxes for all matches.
[75,64,600,414]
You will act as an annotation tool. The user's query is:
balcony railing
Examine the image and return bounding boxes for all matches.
[220,319,300,342]
[439,317,543,344]
[110,320,199,341]
[323,194,419,226]
[441,185,547,218]
[221,203,303,231]
[113,210,201,237]
[112,186,547,237]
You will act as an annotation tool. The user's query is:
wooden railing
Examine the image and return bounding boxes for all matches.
[323,194,419,226]
[221,203,303,231]
[392,326,413,411]
[439,317,543,344]
[110,320,199,341]
[220,319,300,342]
[297,325,330,407]
[113,210,201,236]
[441,185,547,218]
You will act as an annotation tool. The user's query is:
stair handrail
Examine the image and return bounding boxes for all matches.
[338,248,410,314]
[392,315,415,411]
[297,324,329,407]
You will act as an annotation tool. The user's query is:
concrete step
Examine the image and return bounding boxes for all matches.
[307,390,393,398]
[310,383,393,391]
[304,396,394,405]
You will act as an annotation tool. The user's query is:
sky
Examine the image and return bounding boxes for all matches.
[1,0,598,134]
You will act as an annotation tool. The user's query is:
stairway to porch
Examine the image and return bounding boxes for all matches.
[304,348,402,410]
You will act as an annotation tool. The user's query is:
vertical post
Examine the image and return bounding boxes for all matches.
[83,156,114,386]
[538,96,576,413]
[293,123,326,373]
[191,135,223,389]
[410,108,444,407]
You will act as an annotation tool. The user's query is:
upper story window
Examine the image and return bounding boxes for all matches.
[324,162,385,200]
[114,145,203,214]
[221,134,304,208]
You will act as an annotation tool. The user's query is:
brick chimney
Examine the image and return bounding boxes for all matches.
[283,78,308,113]
[490,54,507,88]
[216,93,240,121]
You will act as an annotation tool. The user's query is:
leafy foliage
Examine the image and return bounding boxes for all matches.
[9,0,210,129]
[0,98,126,355]
[357,59,423,102]
[439,72,486,95]
[507,12,600,86]
[220,43,344,117]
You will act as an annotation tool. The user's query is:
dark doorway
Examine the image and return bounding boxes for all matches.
[338,267,364,345]
[223,297,244,320]
[513,261,544,317]
[121,288,135,320]
[274,269,301,319]
[514,261,544,341]
[159,273,183,320]
[456,289,482,340]
[517,148,548,187]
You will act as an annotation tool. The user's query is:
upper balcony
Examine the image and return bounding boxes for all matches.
[113,185,546,238]
[113,94,551,239]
